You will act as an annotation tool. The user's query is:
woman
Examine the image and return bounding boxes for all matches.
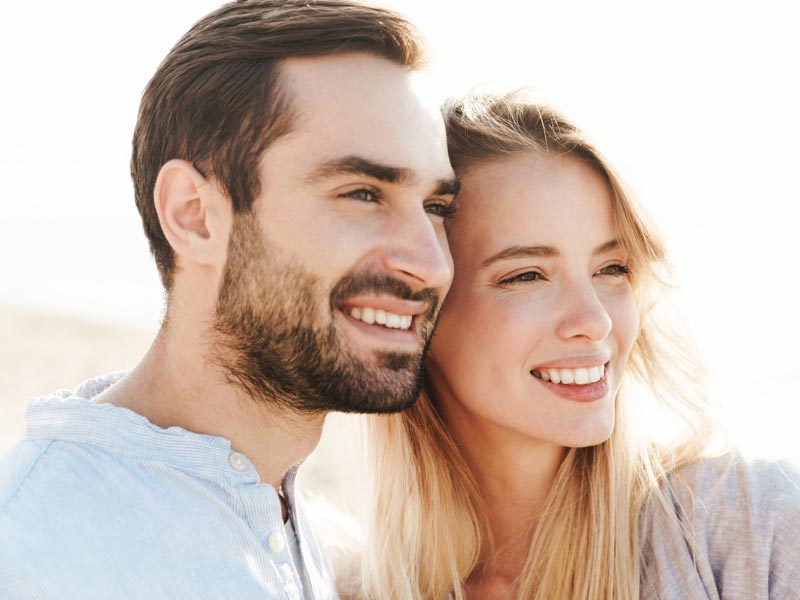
[355,92,800,599]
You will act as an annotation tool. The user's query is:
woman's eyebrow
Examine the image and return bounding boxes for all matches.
[593,239,620,255]
[482,239,621,268]
[481,245,559,268]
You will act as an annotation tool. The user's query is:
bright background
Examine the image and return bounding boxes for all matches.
[1,0,798,465]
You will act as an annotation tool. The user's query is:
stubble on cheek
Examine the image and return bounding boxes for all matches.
[210,212,444,414]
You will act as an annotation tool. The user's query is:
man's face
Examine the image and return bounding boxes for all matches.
[213,53,456,414]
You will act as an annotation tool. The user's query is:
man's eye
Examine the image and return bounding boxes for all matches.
[501,271,544,285]
[597,264,631,277]
[341,188,380,203]
[425,201,457,219]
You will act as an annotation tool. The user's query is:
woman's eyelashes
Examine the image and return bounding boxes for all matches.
[596,263,631,277]
[499,263,631,286]
[500,270,546,285]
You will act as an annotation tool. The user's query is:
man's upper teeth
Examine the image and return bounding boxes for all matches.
[537,365,605,385]
[349,307,413,330]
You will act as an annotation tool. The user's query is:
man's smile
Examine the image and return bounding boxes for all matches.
[337,296,429,349]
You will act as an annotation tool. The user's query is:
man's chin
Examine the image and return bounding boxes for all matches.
[321,357,424,414]
[332,386,422,415]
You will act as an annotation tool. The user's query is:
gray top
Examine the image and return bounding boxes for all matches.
[640,454,800,599]
[440,455,800,600]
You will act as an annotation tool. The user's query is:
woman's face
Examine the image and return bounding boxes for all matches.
[427,151,639,449]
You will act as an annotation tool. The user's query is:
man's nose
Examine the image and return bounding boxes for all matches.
[377,209,453,294]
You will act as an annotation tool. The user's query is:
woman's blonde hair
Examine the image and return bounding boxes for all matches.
[357,91,722,600]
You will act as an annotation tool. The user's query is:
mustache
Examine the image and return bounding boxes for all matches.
[329,271,439,312]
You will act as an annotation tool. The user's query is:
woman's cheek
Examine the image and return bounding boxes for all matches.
[607,287,640,362]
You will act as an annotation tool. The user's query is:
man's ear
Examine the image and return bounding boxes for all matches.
[153,159,231,273]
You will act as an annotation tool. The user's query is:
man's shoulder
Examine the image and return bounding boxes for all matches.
[0,438,242,598]
[0,439,125,540]
[0,439,54,515]
[0,440,105,599]
[0,435,197,562]
[1,436,131,510]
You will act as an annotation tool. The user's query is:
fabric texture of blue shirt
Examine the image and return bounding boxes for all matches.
[0,373,338,600]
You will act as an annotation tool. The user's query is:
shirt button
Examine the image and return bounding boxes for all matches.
[228,451,248,472]
[268,531,286,554]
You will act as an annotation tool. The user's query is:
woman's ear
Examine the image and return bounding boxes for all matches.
[153,159,231,273]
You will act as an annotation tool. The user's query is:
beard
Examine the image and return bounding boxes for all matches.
[211,212,441,414]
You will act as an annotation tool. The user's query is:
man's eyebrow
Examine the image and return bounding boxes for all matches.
[481,239,621,268]
[305,156,414,185]
[305,155,459,197]
[433,177,460,197]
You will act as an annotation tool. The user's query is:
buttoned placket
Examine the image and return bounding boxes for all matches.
[281,467,317,599]
[228,450,310,600]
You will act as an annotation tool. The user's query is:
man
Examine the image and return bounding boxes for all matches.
[0,1,456,598]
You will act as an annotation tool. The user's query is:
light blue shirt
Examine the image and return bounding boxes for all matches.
[0,374,338,600]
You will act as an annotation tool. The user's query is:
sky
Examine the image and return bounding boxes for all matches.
[1,0,798,457]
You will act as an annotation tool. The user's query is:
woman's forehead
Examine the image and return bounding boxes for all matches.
[451,153,616,258]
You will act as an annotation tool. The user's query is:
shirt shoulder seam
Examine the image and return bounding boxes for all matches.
[15,438,243,487]
[0,440,54,518]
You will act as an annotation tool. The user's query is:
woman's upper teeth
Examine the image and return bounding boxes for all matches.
[349,307,413,330]
[537,364,605,385]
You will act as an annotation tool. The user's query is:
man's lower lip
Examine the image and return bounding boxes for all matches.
[340,311,420,346]
[532,373,610,403]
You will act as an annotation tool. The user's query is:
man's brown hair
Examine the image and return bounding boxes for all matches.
[131,0,425,289]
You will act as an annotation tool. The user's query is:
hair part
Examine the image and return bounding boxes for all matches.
[131,0,426,289]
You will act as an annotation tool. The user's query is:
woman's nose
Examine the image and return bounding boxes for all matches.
[553,280,613,342]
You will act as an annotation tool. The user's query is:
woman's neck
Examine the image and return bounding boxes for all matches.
[474,442,565,582]
[440,398,567,594]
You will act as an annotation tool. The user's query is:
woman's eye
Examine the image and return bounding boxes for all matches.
[501,271,544,285]
[597,264,631,277]
[424,201,457,220]
[341,188,380,203]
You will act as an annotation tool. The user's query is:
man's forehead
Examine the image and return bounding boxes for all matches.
[279,54,442,128]
[280,52,415,96]
[272,53,453,184]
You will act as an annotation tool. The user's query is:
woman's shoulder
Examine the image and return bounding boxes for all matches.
[641,452,800,599]
[672,452,800,514]
[670,452,800,548]
[671,452,800,500]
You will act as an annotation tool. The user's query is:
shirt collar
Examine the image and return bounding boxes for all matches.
[25,372,299,492]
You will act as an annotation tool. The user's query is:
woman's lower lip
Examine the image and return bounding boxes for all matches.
[532,373,610,403]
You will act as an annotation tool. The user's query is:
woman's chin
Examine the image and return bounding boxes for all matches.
[549,417,615,449]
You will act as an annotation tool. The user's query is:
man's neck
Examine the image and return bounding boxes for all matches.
[94,323,326,490]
